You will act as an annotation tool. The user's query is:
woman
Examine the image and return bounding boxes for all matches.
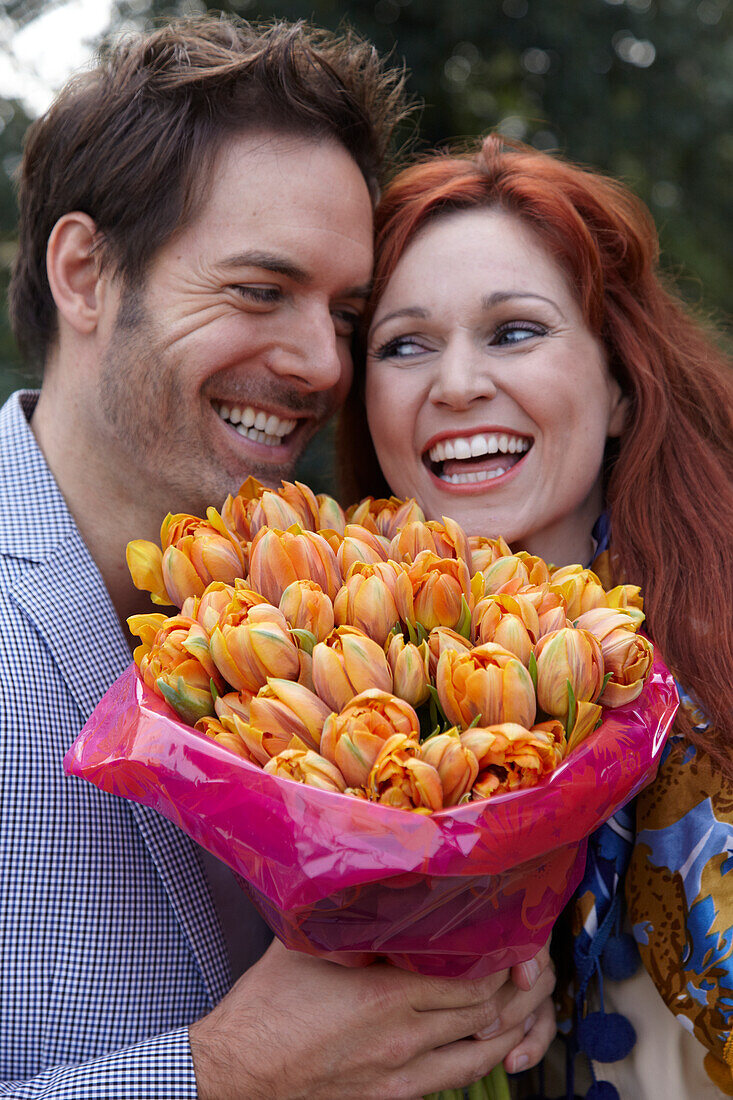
[340,136,733,1097]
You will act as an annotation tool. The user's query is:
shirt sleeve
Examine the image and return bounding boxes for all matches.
[626,733,733,1089]
[0,1027,198,1099]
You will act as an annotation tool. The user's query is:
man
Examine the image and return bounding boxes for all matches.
[0,15,555,1097]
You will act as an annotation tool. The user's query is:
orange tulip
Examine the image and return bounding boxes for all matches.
[194,715,259,763]
[426,626,473,679]
[462,722,563,797]
[249,526,342,605]
[467,534,513,574]
[336,524,391,574]
[312,626,393,712]
[316,493,346,536]
[385,634,430,707]
[334,565,401,646]
[518,583,569,637]
[249,678,332,753]
[575,607,653,707]
[126,540,172,606]
[346,495,426,539]
[368,733,443,811]
[277,480,322,531]
[279,580,335,644]
[396,551,472,634]
[534,625,605,722]
[549,565,608,620]
[564,702,603,756]
[220,476,266,543]
[214,689,253,724]
[263,748,347,793]
[157,509,246,608]
[472,592,541,664]
[209,603,300,694]
[420,730,479,806]
[436,643,536,730]
[480,555,533,596]
[389,516,471,568]
[128,612,224,726]
[320,688,420,787]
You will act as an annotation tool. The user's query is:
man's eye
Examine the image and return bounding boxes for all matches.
[231,285,281,304]
[493,322,547,345]
[372,335,428,360]
[332,309,361,338]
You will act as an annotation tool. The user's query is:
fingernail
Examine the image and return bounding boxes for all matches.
[523,1013,536,1035]
[474,1018,502,1040]
[513,1054,530,1072]
[520,958,540,987]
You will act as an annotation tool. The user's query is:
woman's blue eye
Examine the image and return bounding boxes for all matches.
[374,336,426,360]
[494,323,546,345]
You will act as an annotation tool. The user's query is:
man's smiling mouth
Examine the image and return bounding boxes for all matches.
[212,400,298,447]
[424,430,533,486]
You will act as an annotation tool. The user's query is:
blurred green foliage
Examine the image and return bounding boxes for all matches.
[0,0,730,492]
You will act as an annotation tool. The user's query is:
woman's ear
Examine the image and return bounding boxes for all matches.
[607,379,630,438]
[46,212,104,335]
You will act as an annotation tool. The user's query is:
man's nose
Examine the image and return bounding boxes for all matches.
[269,305,345,392]
[429,336,498,408]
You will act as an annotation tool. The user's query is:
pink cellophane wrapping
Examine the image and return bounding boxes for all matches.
[64,656,678,978]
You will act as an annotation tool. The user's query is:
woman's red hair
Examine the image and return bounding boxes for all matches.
[339,136,733,766]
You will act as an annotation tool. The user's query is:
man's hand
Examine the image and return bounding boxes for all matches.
[190,938,555,1100]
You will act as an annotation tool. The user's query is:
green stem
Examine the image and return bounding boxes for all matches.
[485,1064,512,1100]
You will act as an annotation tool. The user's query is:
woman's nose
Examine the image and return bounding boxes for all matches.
[429,337,498,408]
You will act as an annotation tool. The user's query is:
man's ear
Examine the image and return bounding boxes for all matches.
[46,212,105,335]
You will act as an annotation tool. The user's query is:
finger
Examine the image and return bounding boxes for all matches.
[407,966,511,1012]
[503,996,557,1074]
[510,937,552,991]
[399,1020,530,1099]
[473,963,555,1040]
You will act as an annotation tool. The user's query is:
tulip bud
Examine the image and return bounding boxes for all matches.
[312,626,393,712]
[249,527,342,605]
[209,603,300,694]
[468,535,513,574]
[195,715,258,763]
[396,551,472,634]
[481,555,532,596]
[549,565,607,620]
[126,540,173,606]
[249,490,304,536]
[368,733,443,812]
[220,476,266,543]
[159,509,246,607]
[534,626,605,722]
[334,566,400,647]
[472,593,540,664]
[263,748,348,793]
[279,580,335,644]
[128,613,224,726]
[426,626,473,679]
[575,607,653,708]
[214,689,253,724]
[277,480,322,531]
[317,493,346,536]
[436,643,536,730]
[420,730,479,806]
[386,634,430,707]
[463,722,563,798]
[249,678,332,753]
[565,701,603,756]
[320,688,419,787]
[337,525,391,574]
[346,496,425,539]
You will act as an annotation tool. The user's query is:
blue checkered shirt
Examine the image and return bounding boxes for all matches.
[0,392,231,1097]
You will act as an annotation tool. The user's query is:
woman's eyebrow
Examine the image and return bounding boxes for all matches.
[370,306,429,337]
[481,290,562,313]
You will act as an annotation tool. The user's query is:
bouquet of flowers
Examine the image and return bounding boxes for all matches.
[66,478,677,984]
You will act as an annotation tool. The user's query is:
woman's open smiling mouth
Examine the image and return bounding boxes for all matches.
[423,429,534,487]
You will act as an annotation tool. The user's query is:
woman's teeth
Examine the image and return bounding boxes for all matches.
[427,432,531,463]
[442,467,510,485]
[214,401,297,447]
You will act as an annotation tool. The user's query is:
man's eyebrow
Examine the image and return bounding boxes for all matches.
[219,251,372,300]
[219,250,309,283]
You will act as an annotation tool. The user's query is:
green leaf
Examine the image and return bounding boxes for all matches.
[565,679,577,739]
[291,628,316,655]
[209,678,220,702]
[601,670,613,693]
[467,713,482,729]
[406,619,418,645]
[416,621,429,645]
[528,651,538,692]
[456,594,472,639]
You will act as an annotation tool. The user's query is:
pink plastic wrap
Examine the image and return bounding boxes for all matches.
[64,657,678,978]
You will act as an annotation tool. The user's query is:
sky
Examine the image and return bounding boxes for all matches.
[0,0,114,115]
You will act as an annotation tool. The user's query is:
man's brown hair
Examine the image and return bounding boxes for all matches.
[9,14,410,367]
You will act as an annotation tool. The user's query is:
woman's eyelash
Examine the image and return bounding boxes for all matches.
[373,336,424,360]
[493,321,548,343]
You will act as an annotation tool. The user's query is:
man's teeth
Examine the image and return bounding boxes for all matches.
[428,432,531,463]
[214,402,297,446]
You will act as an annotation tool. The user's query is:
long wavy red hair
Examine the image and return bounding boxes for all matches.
[339,135,733,765]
